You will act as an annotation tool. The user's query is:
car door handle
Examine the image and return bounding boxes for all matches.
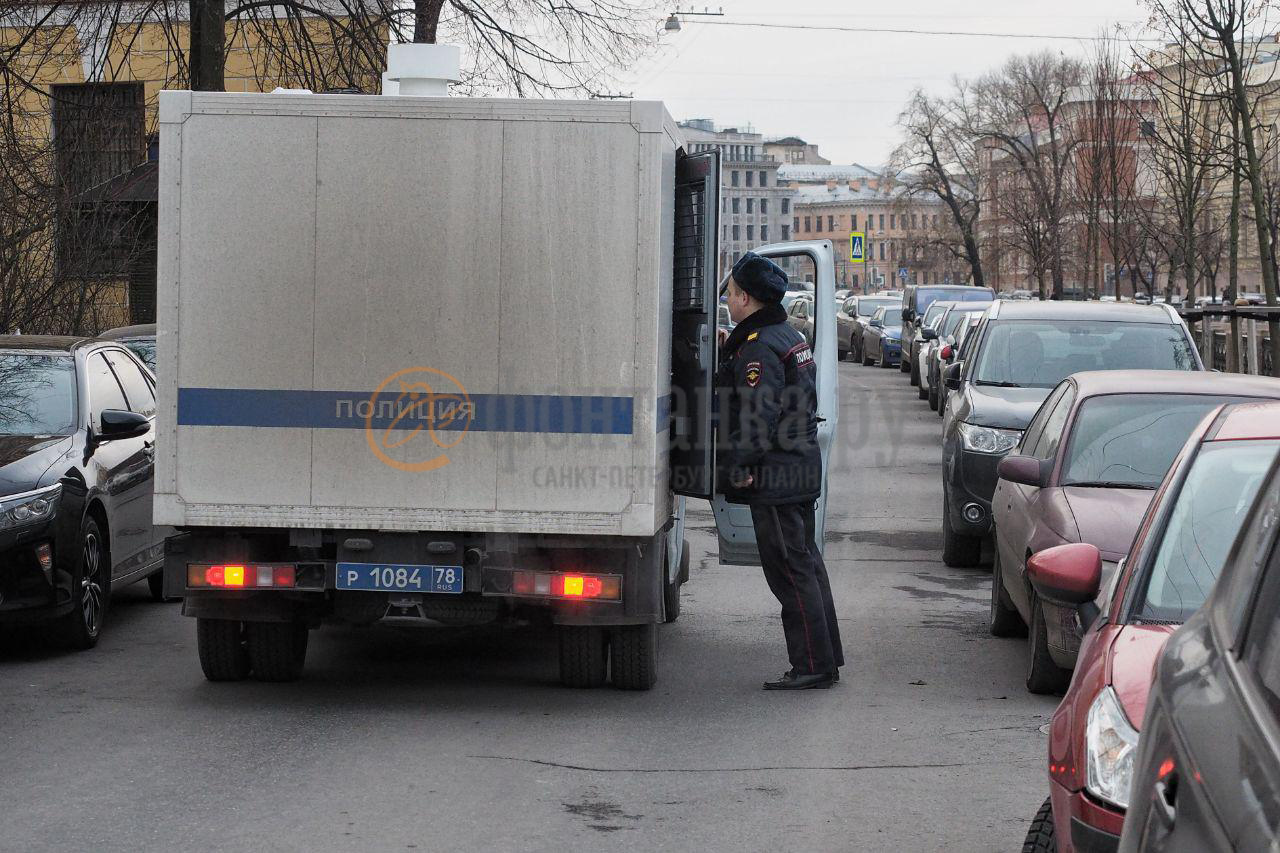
[1153,776,1178,829]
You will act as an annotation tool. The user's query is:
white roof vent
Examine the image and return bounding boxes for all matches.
[383,43,461,97]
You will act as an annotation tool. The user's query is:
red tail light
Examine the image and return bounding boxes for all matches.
[510,570,620,601]
[188,563,297,589]
[940,345,953,360]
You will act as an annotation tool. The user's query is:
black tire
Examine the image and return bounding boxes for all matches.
[147,569,178,603]
[879,351,891,368]
[942,494,983,568]
[917,378,928,400]
[196,618,250,681]
[678,539,691,584]
[246,621,309,682]
[910,354,921,386]
[663,553,682,624]
[1021,797,1056,853]
[928,376,940,411]
[610,623,658,690]
[990,551,1028,637]
[862,347,874,367]
[1027,599,1071,695]
[850,334,858,362]
[559,625,608,688]
[56,515,108,650]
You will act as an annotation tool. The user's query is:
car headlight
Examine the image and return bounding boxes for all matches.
[957,422,1022,455]
[1085,686,1139,810]
[0,483,62,531]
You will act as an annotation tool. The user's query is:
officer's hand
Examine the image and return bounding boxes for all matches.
[732,472,754,488]
[717,328,729,347]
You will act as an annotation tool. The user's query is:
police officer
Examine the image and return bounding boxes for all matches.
[716,251,844,690]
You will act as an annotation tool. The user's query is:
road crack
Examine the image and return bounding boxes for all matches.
[470,755,981,773]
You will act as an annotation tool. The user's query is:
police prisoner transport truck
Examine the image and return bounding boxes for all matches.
[155,88,840,688]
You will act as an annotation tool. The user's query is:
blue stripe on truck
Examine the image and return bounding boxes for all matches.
[177,388,636,435]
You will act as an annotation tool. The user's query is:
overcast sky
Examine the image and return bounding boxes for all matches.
[624,0,1149,166]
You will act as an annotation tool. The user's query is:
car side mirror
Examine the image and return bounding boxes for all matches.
[902,309,915,322]
[1026,543,1102,606]
[921,327,938,341]
[997,454,1051,488]
[944,361,964,390]
[99,409,150,441]
[870,319,883,328]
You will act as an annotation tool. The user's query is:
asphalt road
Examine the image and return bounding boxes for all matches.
[1,358,1058,853]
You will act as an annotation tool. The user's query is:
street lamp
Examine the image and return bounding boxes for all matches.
[664,13,681,32]
[664,7,725,32]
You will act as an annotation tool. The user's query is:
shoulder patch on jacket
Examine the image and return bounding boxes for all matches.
[747,332,759,341]
[745,361,762,387]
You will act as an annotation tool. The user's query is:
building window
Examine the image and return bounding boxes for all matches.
[761,224,769,241]
[911,214,918,229]
[890,242,897,260]
[851,213,858,230]
[761,199,768,215]
[879,242,885,261]
[782,224,790,240]
[933,214,939,228]
[828,215,835,231]
[732,197,740,214]
[816,216,823,233]
[747,225,755,241]
[732,224,740,240]
[731,171,740,187]
[793,216,799,232]
[879,214,885,230]
[746,170,754,187]
[759,170,767,187]
[889,214,896,230]
[804,216,811,232]
[746,198,754,214]
[781,198,790,214]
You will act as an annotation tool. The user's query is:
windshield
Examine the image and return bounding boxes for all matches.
[124,339,156,373]
[879,308,903,327]
[972,320,1196,388]
[0,353,76,436]
[1062,395,1247,489]
[922,302,950,326]
[858,299,896,317]
[942,308,978,338]
[917,287,991,312]
[1132,439,1280,623]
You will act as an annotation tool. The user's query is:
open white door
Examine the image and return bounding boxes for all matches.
[713,240,840,565]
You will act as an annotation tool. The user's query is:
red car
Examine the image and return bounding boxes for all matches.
[1021,401,1280,852]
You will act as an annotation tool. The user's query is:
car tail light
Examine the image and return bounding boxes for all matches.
[940,345,953,360]
[188,563,298,589]
[510,570,620,601]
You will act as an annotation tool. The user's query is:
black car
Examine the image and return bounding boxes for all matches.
[100,323,157,373]
[899,283,995,383]
[938,301,1202,567]
[0,336,168,648]
[1119,441,1280,853]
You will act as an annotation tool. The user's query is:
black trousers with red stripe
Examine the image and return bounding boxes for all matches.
[749,501,844,676]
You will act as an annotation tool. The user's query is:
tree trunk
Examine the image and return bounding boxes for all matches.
[189,0,225,92]
[1230,142,1242,372]
[414,0,447,43]
[963,232,984,289]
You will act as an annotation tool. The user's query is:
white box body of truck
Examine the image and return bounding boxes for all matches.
[155,92,688,538]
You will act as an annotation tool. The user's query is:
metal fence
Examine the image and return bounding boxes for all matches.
[1181,306,1278,377]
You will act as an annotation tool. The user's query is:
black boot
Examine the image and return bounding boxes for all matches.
[763,669,834,690]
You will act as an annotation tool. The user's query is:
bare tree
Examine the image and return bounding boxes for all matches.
[971,52,1086,299]
[892,84,986,288]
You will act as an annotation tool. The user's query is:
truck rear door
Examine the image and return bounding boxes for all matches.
[670,150,720,498]
[713,240,840,566]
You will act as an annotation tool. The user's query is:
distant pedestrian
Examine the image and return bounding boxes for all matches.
[716,251,843,690]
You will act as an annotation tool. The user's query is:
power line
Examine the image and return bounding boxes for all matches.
[673,19,1158,42]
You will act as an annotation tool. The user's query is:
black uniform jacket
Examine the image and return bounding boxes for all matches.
[715,302,823,505]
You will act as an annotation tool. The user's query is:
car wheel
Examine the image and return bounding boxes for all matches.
[1027,598,1071,695]
[928,377,940,411]
[990,550,1027,637]
[56,515,108,650]
[559,625,609,688]
[663,552,682,624]
[610,623,657,690]
[1021,797,1055,852]
[910,355,921,386]
[197,618,250,681]
[862,347,873,367]
[147,569,178,603]
[942,493,983,568]
[246,621,309,682]
[917,377,928,400]
[899,350,911,372]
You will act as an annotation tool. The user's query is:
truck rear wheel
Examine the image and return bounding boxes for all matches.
[197,618,249,681]
[558,626,608,688]
[246,621,309,682]
[610,623,657,690]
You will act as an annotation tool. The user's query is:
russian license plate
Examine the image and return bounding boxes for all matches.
[335,563,463,594]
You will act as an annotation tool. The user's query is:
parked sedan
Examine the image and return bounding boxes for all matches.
[939,301,1202,567]
[0,336,168,648]
[906,299,954,388]
[862,305,903,368]
[937,313,983,420]
[1017,401,1280,853]
[840,295,899,363]
[992,371,1280,693]
[1119,413,1280,852]
[899,283,996,379]
[922,301,991,406]
[786,293,815,345]
[100,323,157,373]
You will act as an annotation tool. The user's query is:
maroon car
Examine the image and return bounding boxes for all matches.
[990,371,1280,694]
[1019,401,1280,852]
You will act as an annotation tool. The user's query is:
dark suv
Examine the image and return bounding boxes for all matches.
[938,301,1202,567]
[900,284,995,385]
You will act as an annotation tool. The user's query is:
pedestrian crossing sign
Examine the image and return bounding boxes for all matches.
[850,232,865,263]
